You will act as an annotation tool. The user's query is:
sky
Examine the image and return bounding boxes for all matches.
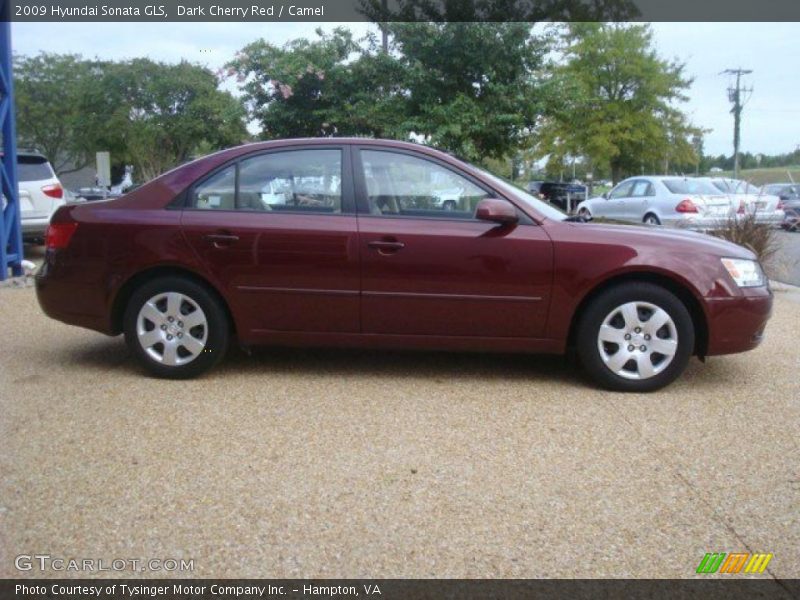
[10,21,800,157]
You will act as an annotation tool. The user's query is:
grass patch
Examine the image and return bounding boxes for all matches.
[715,166,800,186]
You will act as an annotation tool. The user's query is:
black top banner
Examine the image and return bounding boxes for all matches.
[4,0,800,22]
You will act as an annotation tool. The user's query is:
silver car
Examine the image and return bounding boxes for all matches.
[576,176,733,229]
[705,177,784,226]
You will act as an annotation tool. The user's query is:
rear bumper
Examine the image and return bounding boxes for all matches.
[739,212,785,226]
[705,287,773,356]
[35,257,115,335]
[21,217,50,237]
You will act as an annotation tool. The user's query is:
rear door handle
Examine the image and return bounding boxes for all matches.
[203,233,240,246]
[368,240,405,253]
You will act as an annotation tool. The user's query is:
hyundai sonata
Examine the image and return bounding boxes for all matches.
[36,139,773,392]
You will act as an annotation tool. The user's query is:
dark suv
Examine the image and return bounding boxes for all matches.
[538,182,588,212]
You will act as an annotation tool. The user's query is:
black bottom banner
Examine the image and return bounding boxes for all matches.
[3,579,799,600]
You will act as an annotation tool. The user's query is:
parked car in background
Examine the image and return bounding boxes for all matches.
[525,180,544,194]
[539,181,588,212]
[434,186,467,211]
[704,177,784,226]
[36,139,773,392]
[782,207,800,232]
[763,183,800,211]
[576,176,733,229]
[16,152,66,242]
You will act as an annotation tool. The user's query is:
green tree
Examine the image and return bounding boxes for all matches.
[15,53,246,182]
[228,24,549,163]
[227,28,407,140]
[86,59,247,181]
[535,23,699,183]
[385,22,547,162]
[359,0,639,23]
[13,53,96,174]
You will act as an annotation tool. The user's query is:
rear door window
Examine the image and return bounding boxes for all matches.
[631,180,653,197]
[191,149,344,213]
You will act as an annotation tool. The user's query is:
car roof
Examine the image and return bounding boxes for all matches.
[0,151,49,161]
[187,137,461,170]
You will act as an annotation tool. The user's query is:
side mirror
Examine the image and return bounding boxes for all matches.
[475,198,519,225]
[602,192,610,200]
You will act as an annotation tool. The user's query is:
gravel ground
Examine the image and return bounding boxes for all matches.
[0,285,798,580]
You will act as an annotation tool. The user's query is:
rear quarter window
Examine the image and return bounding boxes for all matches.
[17,157,54,182]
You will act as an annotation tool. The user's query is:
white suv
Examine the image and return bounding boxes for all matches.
[18,152,66,242]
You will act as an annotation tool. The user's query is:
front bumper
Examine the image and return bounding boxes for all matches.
[705,286,773,356]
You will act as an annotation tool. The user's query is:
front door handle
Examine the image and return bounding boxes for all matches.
[368,240,405,254]
[203,232,240,247]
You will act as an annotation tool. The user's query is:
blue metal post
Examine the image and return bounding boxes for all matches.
[0,4,23,280]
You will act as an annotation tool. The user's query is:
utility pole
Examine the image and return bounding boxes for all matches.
[380,0,389,53]
[721,68,753,179]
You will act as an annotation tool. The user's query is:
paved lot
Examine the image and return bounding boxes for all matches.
[774,230,800,286]
[0,286,798,580]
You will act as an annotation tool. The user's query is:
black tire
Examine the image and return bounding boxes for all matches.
[576,282,694,392]
[643,213,661,225]
[578,208,592,221]
[123,276,229,379]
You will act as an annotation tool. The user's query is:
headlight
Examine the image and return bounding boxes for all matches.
[721,258,766,288]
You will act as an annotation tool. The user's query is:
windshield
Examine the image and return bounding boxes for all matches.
[472,166,567,221]
[663,178,720,195]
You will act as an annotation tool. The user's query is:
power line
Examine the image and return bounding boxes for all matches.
[720,68,753,179]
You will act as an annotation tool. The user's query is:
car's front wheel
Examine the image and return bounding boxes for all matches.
[576,282,694,392]
[123,276,229,378]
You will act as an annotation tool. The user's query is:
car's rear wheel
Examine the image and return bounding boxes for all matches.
[578,207,592,220]
[123,276,229,378]
[643,213,661,225]
[576,282,694,392]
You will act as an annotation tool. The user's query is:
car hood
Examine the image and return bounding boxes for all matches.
[564,221,757,260]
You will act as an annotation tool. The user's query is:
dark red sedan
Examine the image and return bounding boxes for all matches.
[36,139,773,391]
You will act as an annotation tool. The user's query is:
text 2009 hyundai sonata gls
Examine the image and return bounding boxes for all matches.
[36,139,773,392]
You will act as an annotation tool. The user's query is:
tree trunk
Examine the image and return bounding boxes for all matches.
[611,162,622,186]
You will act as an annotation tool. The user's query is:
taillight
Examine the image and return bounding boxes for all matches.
[777,200,785,210]
[737,199,746,215]
[41,183,64,199]
[45,222,78,250]
[675,198,698,213]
